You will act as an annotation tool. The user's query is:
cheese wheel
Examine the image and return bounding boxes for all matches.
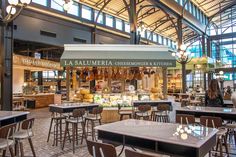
[80,89,90,95]
[84,94,94,99]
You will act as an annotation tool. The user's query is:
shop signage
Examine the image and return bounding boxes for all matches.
[13,55,62,70]
[61,59,176,67]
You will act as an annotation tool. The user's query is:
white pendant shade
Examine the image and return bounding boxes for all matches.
[180,44,187,51]
[8,0,19,5]
[6,5,16,15]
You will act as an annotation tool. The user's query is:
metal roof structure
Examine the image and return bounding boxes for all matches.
[78,0,197,43]
[192,0,236,27]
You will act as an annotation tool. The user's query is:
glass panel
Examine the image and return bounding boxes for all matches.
[146,30,151,40]
[158,35,163,44]
[94,10,104,24]
[124,22,130,33]
[33,0,47,6]
[105,14,113,27]
[140,30,145,38]
[81,5,92,20]
[67,2,79,16]
[153,33,157,42]
[116,18,123,30]
[51,0,64,12]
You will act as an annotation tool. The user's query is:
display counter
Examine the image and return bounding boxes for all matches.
[23,93,60,108]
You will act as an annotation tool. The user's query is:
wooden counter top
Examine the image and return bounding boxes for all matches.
[24,94,56,108]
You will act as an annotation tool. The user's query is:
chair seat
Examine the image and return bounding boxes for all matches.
[119,111,132,115]
[66,118,84,123]
[14,130,33,139]
[0,138,14,149]
[154,111,169,116]
[217,128,227,137]
[225,123,236,129]
[85,115,101,121]
[136,112,150,117]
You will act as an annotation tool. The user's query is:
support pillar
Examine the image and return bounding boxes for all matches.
[66,67,70,101]
[38,71,43,92]
[0,0,13,110]
[202,35,206,56]
[72,70,77,91]
[162,67,168,99]
[177,17,186,93]
[129,0,138,44]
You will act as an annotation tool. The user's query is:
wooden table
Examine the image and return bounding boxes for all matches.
[0,111,29,127]
[132,100,173,110]
[49,103,99,113]
[95,119,217,157]
[176,106,236,121]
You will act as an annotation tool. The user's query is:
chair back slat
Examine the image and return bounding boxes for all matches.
[91,107,103,115]
[125,149,159,157]
[21,118,34,130]
[157,104,170,111]
[176,114,195,125]
[200,116,222,128]
[0,123,16,139]
[72,109,86,118]
[87,140,116,157]
[138,105,151,112]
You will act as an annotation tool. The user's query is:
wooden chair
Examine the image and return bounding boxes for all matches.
[62,108,86,153]
[86,139,117,157]
[176,114,195,125]
[125,149,160,157]
[85,107,103,141]
[135,105,151,120]
[118,104,132,121]
[153,104,170,123]
[47,112,66,146]
[0,123,16,157]
[14,118,36,157]
[200,116,229,157]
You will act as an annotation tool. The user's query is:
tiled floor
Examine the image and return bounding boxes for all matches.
[3,106,236,157]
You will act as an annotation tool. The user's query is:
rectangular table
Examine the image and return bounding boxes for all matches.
[95,119,217,157]
[49,103,99,113]
[132,100,173,110]
[0,111,29,127]
[176,106,236,121]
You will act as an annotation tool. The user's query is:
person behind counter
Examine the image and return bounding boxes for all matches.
[205,79,225,107]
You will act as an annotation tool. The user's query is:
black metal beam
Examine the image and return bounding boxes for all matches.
[209,32,236,40]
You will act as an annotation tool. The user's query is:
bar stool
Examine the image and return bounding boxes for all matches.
[176,114,195,124]
[200,116,229,157]
[85,107,103,141]
[125,149,160,157]
[118,104,132,121]
[135,105,151,120]
[13,118,36,157]
[153,104,170,123]
[62,109,87,154]
[0,123,16,157]
[86,139,117,157]
[47,112,67,146]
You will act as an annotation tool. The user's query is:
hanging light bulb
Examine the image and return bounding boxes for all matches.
[63,3,70,11]
[63,0,73,11]
[20,0,31,5]
[8,0,19,5]
[180,44,187,51]
[6,5,16,15]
